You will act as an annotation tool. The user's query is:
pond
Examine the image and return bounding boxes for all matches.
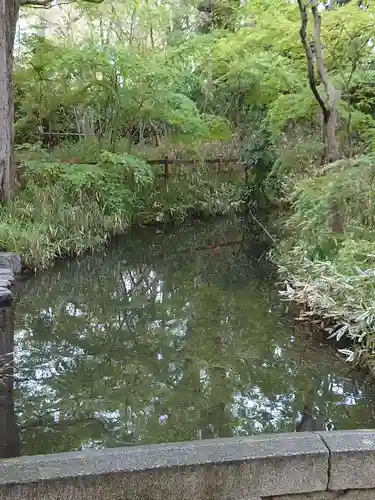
[1,215,375,458]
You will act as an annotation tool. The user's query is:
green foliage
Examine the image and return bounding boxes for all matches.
[286,155,375,256]
[99,151,155,187]
[0,154,242,269]
[276,155,375,366]
[14,35,231,153]
[240,108,276,197]
[139,172,244,224]
[1,153,148,267]
[14,0,375,163]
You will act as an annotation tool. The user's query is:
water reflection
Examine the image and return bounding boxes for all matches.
[6,216,375,456]
[0,307,20,457]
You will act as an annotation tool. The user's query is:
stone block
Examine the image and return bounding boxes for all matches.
[0,253,21,274]
[343,491,375,500]
[269,493,336,499]
[0,473,263,500]
[0,433,328,497]
[319,430,375,491]
[0,270,15,284]
[0,279,11,289]
[0,287,13,304]
[269,491,375,500]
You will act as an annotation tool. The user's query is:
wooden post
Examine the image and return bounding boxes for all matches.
[48,116,52,153]
[163,155,169,183]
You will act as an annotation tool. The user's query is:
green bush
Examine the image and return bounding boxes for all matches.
[275,154,375,368]
[1,152,243,269]
[139,171,244,224]
[1,155,144,268]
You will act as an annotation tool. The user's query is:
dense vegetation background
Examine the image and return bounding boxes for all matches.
[2,0,375,365]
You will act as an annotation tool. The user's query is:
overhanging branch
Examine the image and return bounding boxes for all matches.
[310,0,339,113]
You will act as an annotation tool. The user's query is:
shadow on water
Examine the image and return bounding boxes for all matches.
[0,307,21,457]
[2,214,375,457]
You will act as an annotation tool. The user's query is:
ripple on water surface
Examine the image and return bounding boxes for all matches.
[3,216,375,457]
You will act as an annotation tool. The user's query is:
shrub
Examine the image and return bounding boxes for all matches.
[1,152,243,269]
[276,154,375,368]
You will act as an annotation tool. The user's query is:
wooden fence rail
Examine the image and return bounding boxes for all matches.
[147,157,244,180]
[16,156,246,181]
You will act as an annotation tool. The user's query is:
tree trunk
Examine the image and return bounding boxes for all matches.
[310,0,339,162]
[310,0,344,231]
[297,0,344,233]
[0,0,18,202]
[323,112,339,163]
[297,0,339,163]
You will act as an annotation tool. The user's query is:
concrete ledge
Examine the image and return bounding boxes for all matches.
[2,431,375,499]
[1,473,263,500]
[271,492,375,499]
[0,433,328,498]
[319,430,375,491]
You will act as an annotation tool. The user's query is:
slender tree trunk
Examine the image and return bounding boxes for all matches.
[323,114,339,162]
[0,0,18,202]
[297,0,344,232]
[297,0,339,163]
[310,0,339,162]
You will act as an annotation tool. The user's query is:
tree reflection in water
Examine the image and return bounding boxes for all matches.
[0,306,20,457]
[4,216,375,457]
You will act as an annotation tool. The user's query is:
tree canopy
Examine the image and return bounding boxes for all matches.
[9,0,375,167]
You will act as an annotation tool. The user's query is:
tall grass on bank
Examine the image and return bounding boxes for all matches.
[275,154,375,370]
[1,152,244,269]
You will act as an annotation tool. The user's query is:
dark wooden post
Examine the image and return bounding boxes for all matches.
[163,156,169,183]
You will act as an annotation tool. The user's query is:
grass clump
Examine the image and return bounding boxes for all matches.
[276,154,375,369]
[0,152,243,270]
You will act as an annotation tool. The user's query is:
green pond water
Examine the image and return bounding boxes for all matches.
[1,216,375,457]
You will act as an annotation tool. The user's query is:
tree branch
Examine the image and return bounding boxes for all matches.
[310,0,339,113]
[297,0,329,120]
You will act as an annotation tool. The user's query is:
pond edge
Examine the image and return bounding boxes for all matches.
[1,431,375,498]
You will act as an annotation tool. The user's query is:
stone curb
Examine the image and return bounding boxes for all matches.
[0,253,21,304]
[319,430,375,491]
[0,432,328,496]
[0,430,374,499]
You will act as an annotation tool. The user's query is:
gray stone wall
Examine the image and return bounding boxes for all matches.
[0,431,374,499]
[0,252,21,304]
